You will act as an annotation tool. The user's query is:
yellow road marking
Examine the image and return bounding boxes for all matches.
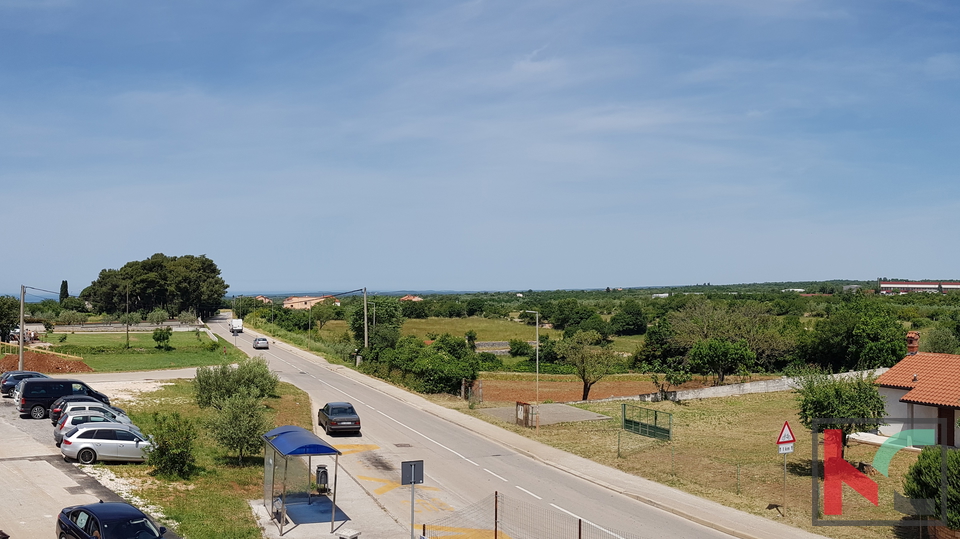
[422,524,514,538]
[357,475,440,496]
[334,444,380,455]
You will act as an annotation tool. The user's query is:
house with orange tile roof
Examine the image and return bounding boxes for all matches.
[875,340,960,447]
[282,295,340,310]
[398,295,423,302]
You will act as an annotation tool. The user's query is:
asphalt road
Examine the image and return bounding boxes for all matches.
[212,315,734,539]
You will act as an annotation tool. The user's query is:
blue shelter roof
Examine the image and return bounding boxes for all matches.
[263,425,341,456]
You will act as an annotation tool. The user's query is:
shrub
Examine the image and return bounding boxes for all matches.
[152,327,173,350]
[146,411,197,478]
[508,338,533,357]
[209,394,272,465]
[194,357,278,409]
[902,446,959,529]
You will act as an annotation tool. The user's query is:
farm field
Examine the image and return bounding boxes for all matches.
[434,386,921,539]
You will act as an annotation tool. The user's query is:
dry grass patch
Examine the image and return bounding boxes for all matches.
[432,391,921,539]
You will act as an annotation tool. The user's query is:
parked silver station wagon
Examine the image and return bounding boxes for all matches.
[60,423,151,464]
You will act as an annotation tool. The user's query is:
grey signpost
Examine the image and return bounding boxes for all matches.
[401,460,424,539]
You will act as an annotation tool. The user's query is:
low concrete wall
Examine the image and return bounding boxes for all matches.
[573,368,890,404]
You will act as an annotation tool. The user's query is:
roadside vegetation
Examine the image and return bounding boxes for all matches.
[102,375,307,539]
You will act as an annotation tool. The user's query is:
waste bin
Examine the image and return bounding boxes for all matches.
[316,464,329,495]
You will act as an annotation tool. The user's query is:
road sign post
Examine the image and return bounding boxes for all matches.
[776,421,796,516]
[402,460,424,539]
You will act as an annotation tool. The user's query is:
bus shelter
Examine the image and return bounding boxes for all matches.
[262,425,342,535]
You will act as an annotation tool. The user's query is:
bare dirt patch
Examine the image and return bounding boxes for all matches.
[0,350,94,373]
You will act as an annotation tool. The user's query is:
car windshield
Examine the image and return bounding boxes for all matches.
[103,516,161,539]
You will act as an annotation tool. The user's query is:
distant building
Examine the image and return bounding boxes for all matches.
[282,295,340,310]
[255,295,273,304]
[398,295,423,302]
[781,289,805,293]
[878,281,960,294]
[651,293,669,299]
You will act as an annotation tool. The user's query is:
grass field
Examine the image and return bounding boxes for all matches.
[437,391,920,539]
[106,379,313,539]
[40,331,249,372]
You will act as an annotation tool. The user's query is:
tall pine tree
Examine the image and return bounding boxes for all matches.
[59,280,69,304]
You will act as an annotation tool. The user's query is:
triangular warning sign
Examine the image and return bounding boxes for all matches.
[777,421,796,444]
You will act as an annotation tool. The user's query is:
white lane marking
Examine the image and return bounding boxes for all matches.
[484,469,508,482]
[550,504,625,539]
[375,410,479,466]
[515,486,541,499]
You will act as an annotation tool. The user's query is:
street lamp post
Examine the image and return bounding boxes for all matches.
[524,310,540,433]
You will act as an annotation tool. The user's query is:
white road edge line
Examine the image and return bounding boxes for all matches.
[550,504,626,539]
[515,485,541,499]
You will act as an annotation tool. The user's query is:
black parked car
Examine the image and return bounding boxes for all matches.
[0,371,48,396]
[16,379,109,419]
[57,501,167,539]
[317,402,361,435]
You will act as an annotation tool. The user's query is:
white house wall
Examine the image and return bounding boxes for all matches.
[879,387,909,436]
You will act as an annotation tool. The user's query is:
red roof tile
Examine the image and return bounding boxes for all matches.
[875,352,960,408]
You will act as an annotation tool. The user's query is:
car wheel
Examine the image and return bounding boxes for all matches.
[77,448,97,464]
[30,405,46,419]
[324,424,331,436]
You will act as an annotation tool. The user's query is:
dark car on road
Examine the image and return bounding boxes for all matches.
[57,500,167,539]
[317,402,361,435]
[0,371,48,396]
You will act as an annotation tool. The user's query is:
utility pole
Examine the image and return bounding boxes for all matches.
[18,285,25,370]
[363,287,369,349]
[125,285,130,349]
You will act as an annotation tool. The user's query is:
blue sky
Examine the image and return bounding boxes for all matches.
[4,0,960,297]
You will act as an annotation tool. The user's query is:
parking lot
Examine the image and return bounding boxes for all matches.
[0,387,180,539]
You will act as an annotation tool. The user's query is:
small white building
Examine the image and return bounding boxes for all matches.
[875,351,960,447]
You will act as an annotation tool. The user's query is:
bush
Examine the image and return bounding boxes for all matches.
[209,394,272,465]
[195,357,278,409]
[508,339,533,357]
[902,446,959,529]
[147,308,169,326]
[152,326,172,350]
[145,411,197,478]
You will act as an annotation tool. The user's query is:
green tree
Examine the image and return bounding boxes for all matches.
[177,310,198,326]
[310,302,338,332]
[210,394,272,465]
[147,308,169,325]
[610,299,648,336]
[465,330,477,351]
[57,310,85,326]
[508,338,533,357]
[80,253,227,319]
[794,371,885,459]
[688,338,755,384]
[59,280,69,304]
[194,357,278,409]
[797,298,906,371]
[919,327,959,354]
[902,446,960,529]
[145,411,197,478]
[152,326,173,350]
[349,297,403,343]
[557,330,620,400]
[117,311,142,327]
[0,296,17,342]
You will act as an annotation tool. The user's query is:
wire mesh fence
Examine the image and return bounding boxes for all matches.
[422,492,647,539]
